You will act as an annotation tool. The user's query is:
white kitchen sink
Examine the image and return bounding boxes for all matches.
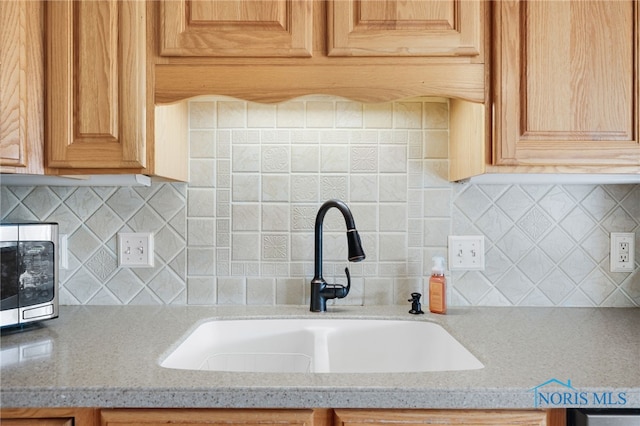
[160,319,483,374]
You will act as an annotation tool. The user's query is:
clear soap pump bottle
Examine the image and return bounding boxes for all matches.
[429,256,446,314]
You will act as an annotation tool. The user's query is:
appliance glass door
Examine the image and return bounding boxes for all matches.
[18,241,55,307]
[0,242,19,310]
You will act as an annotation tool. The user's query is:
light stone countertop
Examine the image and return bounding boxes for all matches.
[1,305,639,409]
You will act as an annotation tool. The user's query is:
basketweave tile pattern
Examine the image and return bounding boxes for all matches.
[2,95,639,307]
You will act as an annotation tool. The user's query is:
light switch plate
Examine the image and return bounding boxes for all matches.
[448,235,485,270]
[118,232,154,268]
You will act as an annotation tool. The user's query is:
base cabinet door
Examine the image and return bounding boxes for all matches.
[333,409,560,426]
[0,408,98,426]
[100,409,331,426]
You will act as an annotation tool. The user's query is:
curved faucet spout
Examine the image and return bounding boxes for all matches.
[310,199,366,312]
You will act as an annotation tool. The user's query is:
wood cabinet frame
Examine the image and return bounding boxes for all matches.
[491,0,640,172]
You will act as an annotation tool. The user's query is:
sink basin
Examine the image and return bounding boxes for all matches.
[160,319,483,374]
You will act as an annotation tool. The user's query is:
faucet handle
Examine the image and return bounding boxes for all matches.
[343,267,351,295]
[331,267,352,299]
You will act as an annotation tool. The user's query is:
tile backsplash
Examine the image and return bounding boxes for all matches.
[1,96,638,307]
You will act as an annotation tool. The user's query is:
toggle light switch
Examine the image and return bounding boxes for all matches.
[117,232,154,268]
[448,235,485,270]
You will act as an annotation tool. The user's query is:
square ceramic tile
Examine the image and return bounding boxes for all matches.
[321,145,349,173]
[232,174,260,202]
[232,233,260,260]
[276,102,305,127]
[394,102,422,129]
[189,102,216,128]
[187,188,215,217]
[336,101,363,128]
[363,103,393,128]
[217,277,246,304]
[262,146,289,172]
[423,102,448,129]
[187,277,216,304]
[232,204,260,231]
[217,101,246,128]
[247,103,276,128]
[378,145,407,173]
[189,159,216,187]
[291,145,319,172]
[379,175,407,202]
[262,175,290,202]
[423,130,449,159]
[190,130,216,158]
[306,101,335,128]
[262,204,290,231]
[232,145,260,172]
[246,278,276,305]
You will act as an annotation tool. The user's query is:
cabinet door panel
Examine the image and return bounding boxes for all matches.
[328,0,482,57]
[159,0,313,57]
[47,0,146,169]
[101,409,328,426]
[0,0,44,174]
[2,419,72,426]
[494,0,640,167]
[333,409,549,426]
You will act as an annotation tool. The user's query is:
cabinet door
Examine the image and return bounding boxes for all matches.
[159,0,313,57]
[327,0,483,57]
[0,408,97,426]
[0,0,44,174]
[333,409,550,426]
[101,409,329,426]
[493,0,640,170]
[46,0,146,170]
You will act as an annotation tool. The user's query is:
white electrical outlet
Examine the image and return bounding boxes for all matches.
[118,232,154,268]
[610,232,635,273]
[448,235,485,270]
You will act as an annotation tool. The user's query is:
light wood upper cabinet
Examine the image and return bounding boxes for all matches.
[492,0,640,172]
[327,0,482,58]
[159,0,313,57]
[44,0,188,181]
[0,0,44,174]
[153,0,487,104]
[47,0,147,170]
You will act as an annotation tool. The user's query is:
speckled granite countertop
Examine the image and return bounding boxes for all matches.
[1,305,639,409]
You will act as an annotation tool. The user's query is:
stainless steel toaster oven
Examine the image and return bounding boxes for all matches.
[1,221,59,329]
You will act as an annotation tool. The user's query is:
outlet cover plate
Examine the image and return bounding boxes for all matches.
[610,232,635,273]
[448,235,485,270]
[118,232,154,268]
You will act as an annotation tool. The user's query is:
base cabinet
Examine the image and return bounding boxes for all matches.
[1,408,565,426]
[100,409,331,426]
[334,409,562,426]
[0,408,98,426]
